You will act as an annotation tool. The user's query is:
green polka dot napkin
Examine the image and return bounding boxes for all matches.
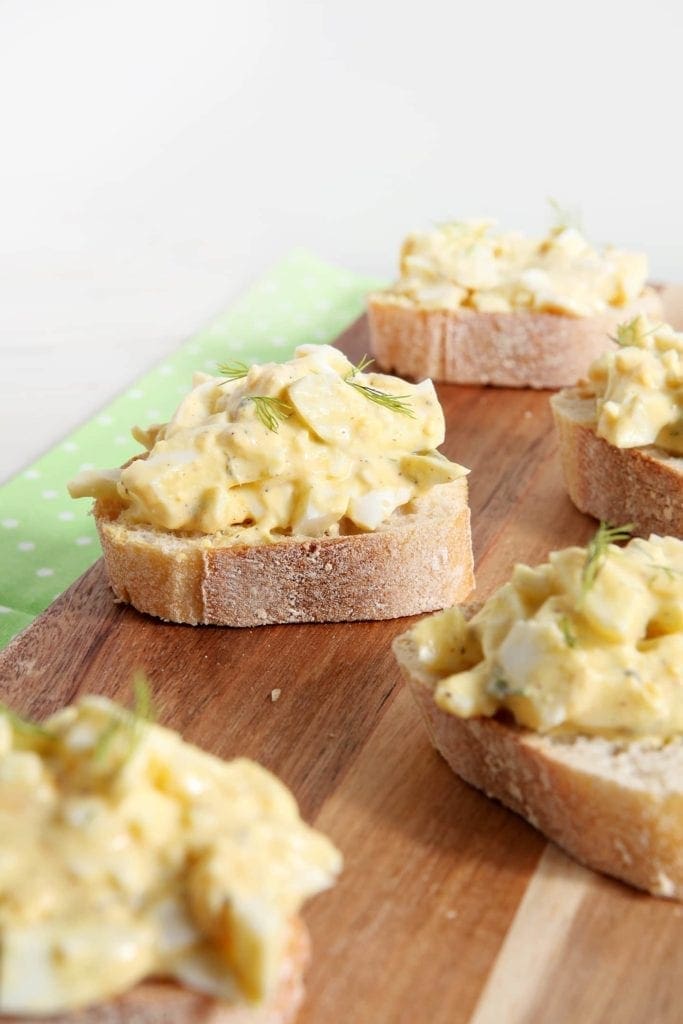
[0,250,384,650]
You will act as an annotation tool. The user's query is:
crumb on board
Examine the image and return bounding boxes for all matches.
[270,688,282,703]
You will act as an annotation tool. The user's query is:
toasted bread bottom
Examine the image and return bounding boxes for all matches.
[368,289,662,389]
[93,479,474,626]
[551,388,683,538]
[394,632,683,899]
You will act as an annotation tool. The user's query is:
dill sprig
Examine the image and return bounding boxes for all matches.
[345,354,415,418]
[547,197,583,234]
[217,360,250,382]
[559,615,577,648]
[247,396,293,432]
[94,673,156,764]
[132,673,155,724]
[348,354,375,375]
[609,317,661,348]
[647,562,683,581]
[0,703,52,740]
[580,521,633,598]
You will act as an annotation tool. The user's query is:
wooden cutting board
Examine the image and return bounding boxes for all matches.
[3,297,683,1024]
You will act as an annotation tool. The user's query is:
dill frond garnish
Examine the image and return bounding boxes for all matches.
[217,360,250,382]
[132,673,155,724]
[248,396,293,432]
[609,317,661,348]
[559,615,577,648]
[647,563,683,581]
[547,197,583,233]
[580,522,633,598]
[344,354,414,418]
[348,354,375,375]
[0,703,51,740]
[94,672,156,765]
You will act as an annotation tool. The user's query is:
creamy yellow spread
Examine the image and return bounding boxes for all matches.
[379,220,648,317]
[0,696,341,1015]
[409,535,683,738]
[68,345,467,540]
[583,316,683,454]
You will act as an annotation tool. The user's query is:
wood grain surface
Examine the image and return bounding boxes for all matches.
[3,302,683,1024]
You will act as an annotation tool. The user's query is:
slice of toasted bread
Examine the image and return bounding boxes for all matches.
[2,918,309,1024]
[393,630,683,899]
[93,478,474,626]
[368,289,663,389]
[551,387,683,538]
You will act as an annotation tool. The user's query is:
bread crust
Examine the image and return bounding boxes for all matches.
[367,289,662,389]
[93,479,474,627]
[394,632,683,899]
[2,917,310,1024]
[551,387,683,538]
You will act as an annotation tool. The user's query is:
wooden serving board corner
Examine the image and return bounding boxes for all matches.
[3,306,683,1024]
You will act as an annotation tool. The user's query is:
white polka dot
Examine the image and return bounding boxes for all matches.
[97,414,113,426]
[254,319,270,331]
[294,313,310,325]
[159,366,173,376]
[41,489,58,500]
[75,536,92,546]
[204,359,218,369]
[1,518,19,529]
[36,567,54,578]
[24,469,40,480]
[146,410,160,419]
[62,441,78,452]
[79,463,94,471]
[114,435,128,444]
[17,541,35,552]
[314,299,331,311]
[176,385,189,395]
[58,511,75,521]
[127,388,144,399]
[271,335,286,348]
[0,606,11,614]
[313,329,326,341]
[229,338,245,351]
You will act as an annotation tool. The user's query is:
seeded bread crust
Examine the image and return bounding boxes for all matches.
[551,387,683,538]
[3,918,309,1024]
[93,478,474,627]
[393,631,683,899]
[367,289,663,389]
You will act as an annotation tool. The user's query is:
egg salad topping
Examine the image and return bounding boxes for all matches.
[584,316,683,454]
[410,532,683,738]
[379,220,648,317]
[0,695,341,1015]
[68,345,467,540]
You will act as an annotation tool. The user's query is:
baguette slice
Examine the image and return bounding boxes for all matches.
[93,478,474,627]
[368,288,662,389]
[393,629,683,899]
[551,387,683,538]
[2,918,308,1024]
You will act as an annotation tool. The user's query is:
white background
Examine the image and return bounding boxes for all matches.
[1,0,682,479]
